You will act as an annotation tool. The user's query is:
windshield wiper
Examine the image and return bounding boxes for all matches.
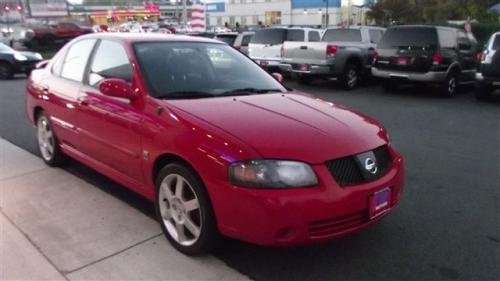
[219,88,282,97]
[155,91,215,99]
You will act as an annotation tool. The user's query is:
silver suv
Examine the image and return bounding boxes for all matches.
[476,32,500,100]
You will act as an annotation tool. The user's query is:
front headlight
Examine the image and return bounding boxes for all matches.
[229,160,318,188]
[14,53,28,61]
[34,53,43,60]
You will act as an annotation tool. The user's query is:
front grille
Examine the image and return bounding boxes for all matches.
[308,211,368,238]
[325,145,392,187]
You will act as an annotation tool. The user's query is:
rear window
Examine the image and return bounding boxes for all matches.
[378,27,438,49]
[492,35,500,50]
[215,35,237,45]
[286,29,305,41]
[322,29,362,42]
[252,29,286,45]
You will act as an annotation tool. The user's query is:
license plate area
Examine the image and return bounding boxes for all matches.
[369,188,391,219]
[293,63,310,71]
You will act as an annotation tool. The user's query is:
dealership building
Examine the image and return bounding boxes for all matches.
[204,0,368,27]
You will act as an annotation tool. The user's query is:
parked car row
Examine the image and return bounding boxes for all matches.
[249,25,499,100]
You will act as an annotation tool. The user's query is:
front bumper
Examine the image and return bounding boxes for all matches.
[212,149,405,246]
[279,63,333,76]
[372,67,447,83]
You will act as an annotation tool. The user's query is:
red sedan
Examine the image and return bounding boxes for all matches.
[26,33,404,255]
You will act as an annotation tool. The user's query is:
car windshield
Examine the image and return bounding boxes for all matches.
[134,42,287,99]
[322,29,362,42]
[378,27,438,49]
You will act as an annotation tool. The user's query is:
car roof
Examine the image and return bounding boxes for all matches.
[78,32,224,44]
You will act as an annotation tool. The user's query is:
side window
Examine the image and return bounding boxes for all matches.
[51,51,66,76]
[369,30,383,44]
[88,40,132,87]
[308,31,320,42]
[60,39,96,82]
[492,35,500,50]
[241,35,252,46]
[286,30,305,42]
[457,31,472,50]
[438,29,457,49]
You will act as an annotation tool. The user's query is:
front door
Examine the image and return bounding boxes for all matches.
[77,39,144,183]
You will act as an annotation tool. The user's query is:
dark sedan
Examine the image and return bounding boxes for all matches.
[0,43,42,79]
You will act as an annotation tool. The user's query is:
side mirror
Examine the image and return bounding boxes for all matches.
[99,78,138,101]
[271,72,283,83]
[36,60,49,69]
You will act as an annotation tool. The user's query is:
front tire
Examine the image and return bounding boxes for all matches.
[155,163,219,255]
[36,111,66,166]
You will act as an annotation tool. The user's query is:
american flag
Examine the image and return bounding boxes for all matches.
[191,0,206,32]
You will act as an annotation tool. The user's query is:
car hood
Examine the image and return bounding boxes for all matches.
[166,92,388,164]
[21,51,41,60]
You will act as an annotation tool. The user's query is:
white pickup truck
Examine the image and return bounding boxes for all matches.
[249,27,323,71]
[279,26,385,89]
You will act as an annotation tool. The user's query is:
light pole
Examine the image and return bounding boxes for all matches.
[323,0,329,28]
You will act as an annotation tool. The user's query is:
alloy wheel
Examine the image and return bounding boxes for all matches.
[37,116,55,161]
[347,69,358,89]
[158,174,202,246]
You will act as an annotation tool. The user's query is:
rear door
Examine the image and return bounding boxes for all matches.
[376,27,438,73]
[43,39,96,151]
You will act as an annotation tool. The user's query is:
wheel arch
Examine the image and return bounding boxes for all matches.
[33,106,44,123]
[447,62,462,75]
[152,153,200,189]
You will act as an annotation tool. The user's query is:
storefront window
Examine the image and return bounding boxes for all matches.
[265,11,281,25]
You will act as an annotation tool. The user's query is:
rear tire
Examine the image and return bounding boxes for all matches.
[475,83,493,100]
[341,64,360,90]
[441,72,459,97]
[0,62,13,80]
[155,163,220,255]
[36,111,66,166]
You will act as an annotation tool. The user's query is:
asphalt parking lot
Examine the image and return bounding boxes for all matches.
[1,77,499,281]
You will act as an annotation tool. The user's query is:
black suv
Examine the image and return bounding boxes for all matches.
[475,32,500,100]
[373,25,478,96]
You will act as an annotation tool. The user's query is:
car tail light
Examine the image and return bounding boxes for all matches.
[477,50,488,62]
[432,52,443,65]
[326,45,337,57]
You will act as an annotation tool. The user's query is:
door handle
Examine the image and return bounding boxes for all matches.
[300,46,308,50]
